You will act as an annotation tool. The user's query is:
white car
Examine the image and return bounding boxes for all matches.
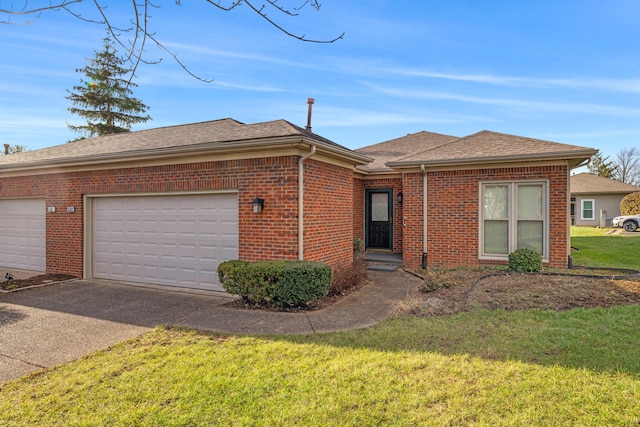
[612,214,640,232]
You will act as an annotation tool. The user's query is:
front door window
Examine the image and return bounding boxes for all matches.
[367,190,392,249]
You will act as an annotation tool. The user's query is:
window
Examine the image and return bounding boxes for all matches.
[480,181,548,260]
[581,199,594,221]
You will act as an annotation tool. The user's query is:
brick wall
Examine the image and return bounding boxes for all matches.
[402,165,569,269]
[0,155,355,277]
[304,159,354,267]
[353,177,365,242]
[401,172,424,267]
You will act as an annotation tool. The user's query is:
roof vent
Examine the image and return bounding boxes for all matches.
[305,98,314,133]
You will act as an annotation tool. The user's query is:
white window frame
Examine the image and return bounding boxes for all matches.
[581,199,595,221]
[479,180,550,262]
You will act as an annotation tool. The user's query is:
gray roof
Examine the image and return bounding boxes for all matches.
[385,130,596,168]
[0,118,370,170]
[570,172,640,194]
[356,131,456,172]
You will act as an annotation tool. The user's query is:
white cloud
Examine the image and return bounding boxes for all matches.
[385,68,640,93]
[365,83,640,118]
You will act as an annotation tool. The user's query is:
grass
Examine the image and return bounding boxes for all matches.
[571,226,640,270]
[1,227,639,425]
[1,307,640,426]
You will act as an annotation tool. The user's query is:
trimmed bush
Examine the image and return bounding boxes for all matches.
[218,260,332,307]
[620,191,640,215]
[217,260,251,297]
[508,248,542,273]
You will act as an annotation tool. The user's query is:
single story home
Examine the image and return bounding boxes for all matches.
[0,118,596,291]
[570,172,640,226]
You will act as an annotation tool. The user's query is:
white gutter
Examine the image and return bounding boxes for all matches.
[298,144,317,260]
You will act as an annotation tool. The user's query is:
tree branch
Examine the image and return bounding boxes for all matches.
[1,0,344,81]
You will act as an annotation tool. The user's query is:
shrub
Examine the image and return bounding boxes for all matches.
[353,238,365,253]
[218,260,332,307]
[508,248,542,273]
[217,260,251,296]
[271,261,332,306]
[421,268,456,292]
[620,191,640,215]
[330,257,368,296]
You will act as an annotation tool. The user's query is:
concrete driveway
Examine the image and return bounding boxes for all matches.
[0,270,422,384]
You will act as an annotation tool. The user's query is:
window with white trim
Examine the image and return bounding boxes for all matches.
[480,181,548,260]
[581,199,595,221]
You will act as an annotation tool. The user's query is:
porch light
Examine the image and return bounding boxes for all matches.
[397,192,403,204]
[252,197,264,214]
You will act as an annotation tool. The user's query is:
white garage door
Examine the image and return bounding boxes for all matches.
[0,199,46,272]
[92,193,238,291]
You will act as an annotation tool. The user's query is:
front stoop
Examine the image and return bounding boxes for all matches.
[361,252,403,272]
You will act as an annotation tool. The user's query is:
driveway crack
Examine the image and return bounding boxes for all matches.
[0,352,47,370]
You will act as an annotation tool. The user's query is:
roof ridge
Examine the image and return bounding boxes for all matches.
[391,134,459,163]
[357,130,457,151]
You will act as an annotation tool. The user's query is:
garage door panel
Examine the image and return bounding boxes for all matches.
[93,193,238,291]
[0,199,46,272]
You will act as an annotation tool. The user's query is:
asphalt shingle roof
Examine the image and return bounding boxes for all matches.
[355,131,457,171]
[570,172,640,194]
[390,130,596,166]
[0,119,363,169]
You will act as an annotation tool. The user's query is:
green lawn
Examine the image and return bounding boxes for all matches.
[571,226,640,271]
[1,307,639,426]
[1,227,639,425]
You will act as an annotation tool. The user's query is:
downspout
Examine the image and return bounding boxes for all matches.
[298,144,316,260]
[421,164,428,269]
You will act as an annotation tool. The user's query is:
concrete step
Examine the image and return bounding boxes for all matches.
[361,252,403,272]
[367,263,400,272]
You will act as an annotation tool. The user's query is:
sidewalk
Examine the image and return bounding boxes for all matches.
[0,269,422,383]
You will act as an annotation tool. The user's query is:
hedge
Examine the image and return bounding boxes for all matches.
[218,260,332,307]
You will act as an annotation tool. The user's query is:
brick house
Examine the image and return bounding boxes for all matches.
[0,118,595,291]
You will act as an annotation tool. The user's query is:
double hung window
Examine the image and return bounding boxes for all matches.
[480,181,548,260]
[581,199,594,221]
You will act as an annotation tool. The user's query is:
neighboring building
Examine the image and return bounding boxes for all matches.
[0,118,596,292]
[570,172,640,226]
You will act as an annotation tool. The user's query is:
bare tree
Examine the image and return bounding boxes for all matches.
[0,1,344,82]
[612,146,640,185]
[1,144,28,155]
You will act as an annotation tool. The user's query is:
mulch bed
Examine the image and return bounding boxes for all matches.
[411,268,640,317]
[0,274,77,291]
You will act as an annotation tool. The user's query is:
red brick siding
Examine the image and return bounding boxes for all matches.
[353,177,365,242]
[0,155,355,277]
[304,160,354,267]
[362,178,403,253]
[401,173,424,267]
[402,165,569,269]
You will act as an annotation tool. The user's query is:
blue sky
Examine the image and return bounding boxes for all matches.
[2,1,640,165]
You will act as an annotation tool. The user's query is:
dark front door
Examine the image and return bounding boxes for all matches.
[366,189,392,250]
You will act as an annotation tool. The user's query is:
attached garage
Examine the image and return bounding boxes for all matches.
[88,192,238,292]
[0,198,46,272]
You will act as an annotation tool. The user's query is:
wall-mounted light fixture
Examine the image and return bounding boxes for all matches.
[397,192,403,204]
[252,198,264,214]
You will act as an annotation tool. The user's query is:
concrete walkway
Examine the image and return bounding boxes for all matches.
[0,269,421,384]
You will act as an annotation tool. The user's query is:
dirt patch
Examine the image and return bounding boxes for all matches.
[1,274,77,291]
[405,269,640,317]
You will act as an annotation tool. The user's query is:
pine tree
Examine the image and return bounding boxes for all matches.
[67,37,150,140]
[587,150,615,178]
